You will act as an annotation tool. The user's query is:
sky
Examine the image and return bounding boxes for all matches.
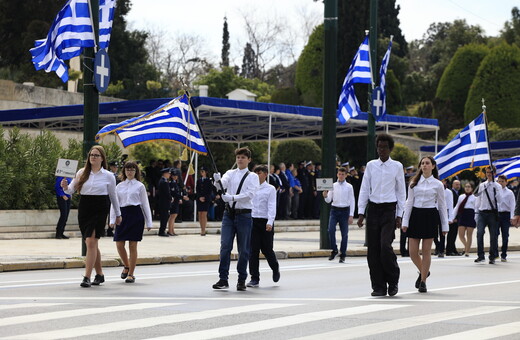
[126,0,518,66]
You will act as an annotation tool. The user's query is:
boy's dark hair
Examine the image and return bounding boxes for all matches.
[173,159,181,168]
[498,175,507,181]
[485,165,496,172]
[337,167,347,173]
[254,164,268,174]
[235,147,252,158]
[375,133,395,150]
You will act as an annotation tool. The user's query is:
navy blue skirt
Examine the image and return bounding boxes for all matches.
[458,208,476,228]
[407,207,440,239]
[197,200,210,212]
[114,205,145,242]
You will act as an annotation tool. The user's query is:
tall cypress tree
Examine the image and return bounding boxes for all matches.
[241,42,259,79]
[220,16,230,68]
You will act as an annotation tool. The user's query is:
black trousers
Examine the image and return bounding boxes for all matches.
[366,202,400,293]
[159,208,169,234]
[56,196,71,236]
[446,222,459,254]
[249,218,279,281]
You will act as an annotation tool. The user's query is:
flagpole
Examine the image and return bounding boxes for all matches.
[481,98,495,181]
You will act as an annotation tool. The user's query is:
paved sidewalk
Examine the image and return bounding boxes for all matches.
[0,225,519,272]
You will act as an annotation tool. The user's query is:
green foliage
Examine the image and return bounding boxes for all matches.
[492,128,520,141]
[129,141,180,166]
[270,87,301,105]
[434,44,489,138]
[0,128,82,210]
[106,80,124,97]
[385,70,403,114]
[100,142,123,164]
[464,43,520,126]
[337,136,368,167]
[195,67,274,101]
[295,24,323,107]
[502,7,520,47]
[271,139,321,166]
[390,143,418,167]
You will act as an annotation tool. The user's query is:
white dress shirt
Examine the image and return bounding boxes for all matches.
[252,181,277,226]
[402,175,449,232]
[324,180,355,216]
[220,167,260,210]
[110,179,153,227]
[66,168,120,216]
[358,157,406,217]
[498,186,516,219]
[444,188,454,222]
[474,181,503,212]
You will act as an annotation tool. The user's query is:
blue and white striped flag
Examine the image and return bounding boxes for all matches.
[96,94,208,155]
[337,35,372,124]
[99,0,115,49]
[30,0,95,82]
[493,156,520,179]
[376,38,393,121]
[434,113,490,180]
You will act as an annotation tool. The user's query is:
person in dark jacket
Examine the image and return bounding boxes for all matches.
[196,166,213,236]
[167,170,184,236]
[55,176,71,239]
[156,168,172,237]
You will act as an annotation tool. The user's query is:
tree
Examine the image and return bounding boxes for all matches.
[295,24,323,107]
[221,17,230,68]
[241,42,260,79]
[502,7,520,47]
[464,43,520,126]
[390,143,418,167]
[272,140,321,165]
[434,44,489,138]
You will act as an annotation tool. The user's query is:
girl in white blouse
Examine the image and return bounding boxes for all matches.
[109,161,152,283]
[453,183,477,257]
[62,145,121,288]
[402,156,448,293]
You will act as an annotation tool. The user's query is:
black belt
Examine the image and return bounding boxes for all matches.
[368,201,396,207]
[331,206,350,211]
[225,208,252,215]
[480,210,496,213]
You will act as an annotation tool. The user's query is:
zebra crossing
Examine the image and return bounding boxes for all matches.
[0,299,519,339]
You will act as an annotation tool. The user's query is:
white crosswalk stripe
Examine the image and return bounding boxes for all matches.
[0,303,68,311]
[427,321,520,340]
[146,304,408,340]
[290,305,519,340]
[4,303,297,340]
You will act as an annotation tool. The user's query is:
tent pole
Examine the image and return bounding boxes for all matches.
[268,114,272,170]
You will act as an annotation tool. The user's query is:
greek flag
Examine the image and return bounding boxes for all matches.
[99,0,115,49]
[493,156,520,179]
[96,94,208,155]
[30,0,95,82]
[434,113,490,180]
[376,39,393,121]
[337,35,372,124]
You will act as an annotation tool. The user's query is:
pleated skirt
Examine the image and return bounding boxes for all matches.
[407,207,440,239]
[114,205,145,242]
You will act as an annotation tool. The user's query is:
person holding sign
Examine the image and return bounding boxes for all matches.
[62,145,121,288]
[323,167,355,263]
[109,161,152,283]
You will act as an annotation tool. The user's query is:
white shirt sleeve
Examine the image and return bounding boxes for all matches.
[402,184,414,228]
[395,165,406,217]
[267,186,277,226]
[436,182,449,232]
[324,188,333,204]
[357,164,371,215]
[348,184,355,217]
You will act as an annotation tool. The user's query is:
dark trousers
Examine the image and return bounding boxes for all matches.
[497,212,511,259]
[399,229,408,255]
[277,190,289,220]
[434,225,445,254]
[249,218,279,282]
[476,211,499,260]
[219,211,252,281]
[366,202,400,293]
[56,196,71,236]
[446,222,459,254]
[158,208,169,234]
[328,207,350,255]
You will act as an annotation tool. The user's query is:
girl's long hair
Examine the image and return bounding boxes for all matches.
[409,156,439,189]
[76,145,108,194]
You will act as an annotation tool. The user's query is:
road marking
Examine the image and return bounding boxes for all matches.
[4,303,297,340]
[290,305,519,340]
[427,321,520,340]
[0,302,179,327]
[145,304,408,340]
[0,303,68,310]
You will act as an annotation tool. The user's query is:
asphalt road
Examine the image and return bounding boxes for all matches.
[1,254,520,339]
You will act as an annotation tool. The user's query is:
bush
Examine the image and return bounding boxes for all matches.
[272,139,321,166]
[390,143,418,167]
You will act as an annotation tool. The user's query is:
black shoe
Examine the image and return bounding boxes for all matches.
[474,257,485,263]
[438,252,444,258]
[401,251,409,257]
[55,234,61,239]
[167,232,177,236]
[158,233,169,237]
[246,280,259,288]
[125,275,135,283]
[371,290,386,297]
[237,280,247,291]
[212,279,229,289]
[434,250,439,256]
[418,281,427,293]
[91,274,105,285]
[328,250,338,261]
[80,276,91,288]
[106,228,114,237]
[273,270,280,283]
[339,254,346,263]
[489,258,495,264]
[388,284,398,296]
[61,234,69,239]
[121,266,129,279]
[415,271,430,289]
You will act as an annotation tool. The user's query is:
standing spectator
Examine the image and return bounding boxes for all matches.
[305,161,317,218]
[357,134,406,297]
[247,164,280,288]
[454,182,477,257]
[167,170,183,236]
[297,161,310,219]
[497,175,515,262]
[445,179,462,256]
[291,168,303,219]
[323,167,355,263]
[402,156,448,293]
[212,147,259,291]
[156,168,172,237]
[285,163,296,218]
[474,166,503,264]
[61,145,121,288]
[196,166,213,236]
[55,176,71,239]
[181,164,195,222]
[109,161,152,283]
[144,160,158,219]
[277,163,290,220]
